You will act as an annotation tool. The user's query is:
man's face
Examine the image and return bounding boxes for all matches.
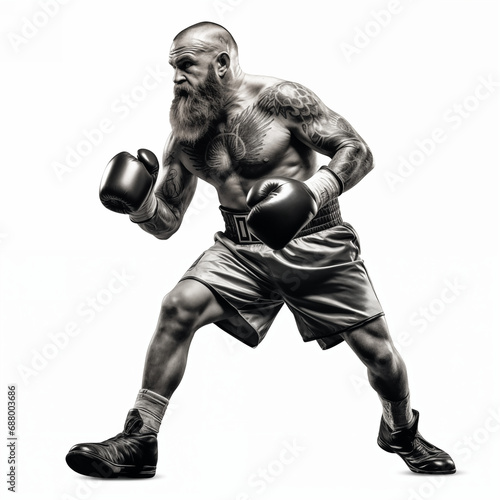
[169,39,227,145]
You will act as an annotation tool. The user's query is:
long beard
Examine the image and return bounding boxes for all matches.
[169,66,226,146]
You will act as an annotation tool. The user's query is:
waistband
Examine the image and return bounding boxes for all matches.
[219,198,343,245]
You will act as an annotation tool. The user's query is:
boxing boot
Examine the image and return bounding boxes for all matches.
[377,409,456,474]
[66,409,157,478]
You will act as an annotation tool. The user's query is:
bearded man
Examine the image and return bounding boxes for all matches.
[66,22,456,478]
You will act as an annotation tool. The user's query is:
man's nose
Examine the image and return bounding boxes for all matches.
[173,69,186,84]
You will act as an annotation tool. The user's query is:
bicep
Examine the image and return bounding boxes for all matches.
[259,81,366,157]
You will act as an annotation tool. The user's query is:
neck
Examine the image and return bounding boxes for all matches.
[225,65,245,91]
[221,68,251,110]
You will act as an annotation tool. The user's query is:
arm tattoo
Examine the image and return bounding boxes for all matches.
[138,201,179,239]
[160,167,183,206]
[136,152,196,239]
[258,81,374,191]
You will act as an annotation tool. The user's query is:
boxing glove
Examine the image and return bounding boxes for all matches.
[99,149,159,222]
[246,177,318,250]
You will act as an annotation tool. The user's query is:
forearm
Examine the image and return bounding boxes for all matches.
[131,197,182,240]
[306,141,373,208]
[325,141,374,193]
[129,157,197,239]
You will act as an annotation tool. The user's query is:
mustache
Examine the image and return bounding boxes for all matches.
[174,83,192,98]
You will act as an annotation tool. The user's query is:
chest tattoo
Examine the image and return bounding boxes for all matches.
[182,103,275,181]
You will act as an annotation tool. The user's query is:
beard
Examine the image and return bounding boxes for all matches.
[169,65,227,146]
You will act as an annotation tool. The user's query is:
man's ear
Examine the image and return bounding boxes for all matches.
[216,52,230,78]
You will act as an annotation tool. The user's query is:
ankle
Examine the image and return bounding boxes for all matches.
[132,389,169,434]
[379,393,414,430]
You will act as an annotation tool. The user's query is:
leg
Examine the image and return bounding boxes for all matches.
[66,279,232,479]
[341,316,455,474]
[340,315,409,403]
[142,278,232,399]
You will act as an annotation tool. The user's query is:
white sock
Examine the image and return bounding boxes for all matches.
[132,389,169,434]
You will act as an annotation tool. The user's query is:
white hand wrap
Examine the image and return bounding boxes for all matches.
[304,167,343,209]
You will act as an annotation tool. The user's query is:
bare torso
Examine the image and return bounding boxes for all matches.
[144,74,370,239]
[175,75,318,209]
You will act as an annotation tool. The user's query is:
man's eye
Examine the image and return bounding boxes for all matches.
[181,62,193,70]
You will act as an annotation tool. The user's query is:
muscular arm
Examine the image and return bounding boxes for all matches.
[135,136,197,240]
[258,81,373,205]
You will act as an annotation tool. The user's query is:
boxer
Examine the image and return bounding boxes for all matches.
[66,22,455,478]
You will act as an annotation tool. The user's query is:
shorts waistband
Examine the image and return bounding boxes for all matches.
[219,198,343,245]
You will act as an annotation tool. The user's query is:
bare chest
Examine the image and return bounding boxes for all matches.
[179,103,290,182]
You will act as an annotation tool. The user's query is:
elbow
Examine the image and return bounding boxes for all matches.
[154,233,171,241]
[358,142,374,174]
[340,139,374,174]
[154,222,180,240]
[154,229,175,241]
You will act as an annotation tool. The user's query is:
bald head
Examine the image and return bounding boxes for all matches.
[173,22,238,58]
[170,21,238,66]
[169,21,242,88]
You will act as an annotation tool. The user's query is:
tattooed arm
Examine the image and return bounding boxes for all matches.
[135,135,197,240]
[258,81,373,205]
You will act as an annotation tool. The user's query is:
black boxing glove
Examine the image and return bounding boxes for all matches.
[99,149,159,223]
[246,177,318,250]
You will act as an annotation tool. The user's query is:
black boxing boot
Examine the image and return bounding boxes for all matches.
[377,410,456,474]
[66,409,157,478]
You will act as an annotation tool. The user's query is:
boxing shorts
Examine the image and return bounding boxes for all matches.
[180,198,384,349]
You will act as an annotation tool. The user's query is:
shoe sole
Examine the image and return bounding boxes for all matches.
[377,438,456,475]
[66,450,156,478]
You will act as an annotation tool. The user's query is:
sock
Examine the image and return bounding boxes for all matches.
[379,393,415,430]
[132,389,169,434]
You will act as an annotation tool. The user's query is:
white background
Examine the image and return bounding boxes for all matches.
[1,0,499,499]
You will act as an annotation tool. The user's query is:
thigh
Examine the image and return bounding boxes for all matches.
[164,278,235,329]
[277,224,384,344]
[180,234,284,347]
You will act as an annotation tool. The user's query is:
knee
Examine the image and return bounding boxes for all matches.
[156,291,196,341]
[366,343,400,375]
[156,287,205,341]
